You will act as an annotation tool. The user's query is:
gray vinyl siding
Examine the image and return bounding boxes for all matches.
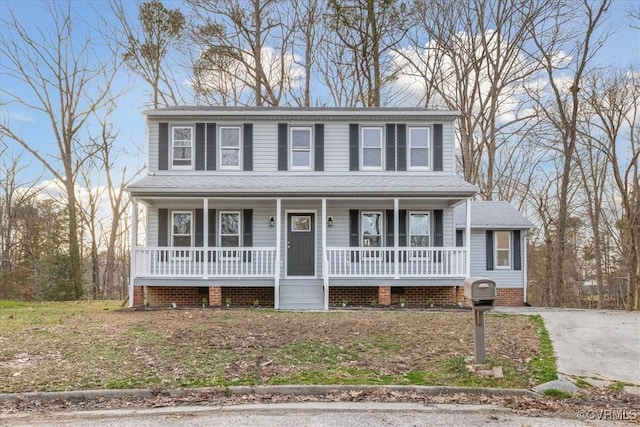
[468,229,525,288]
[147,117,456,173]
[253,122,278,172]
[148,121,159,173]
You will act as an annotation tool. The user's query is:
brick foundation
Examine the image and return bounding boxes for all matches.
[378,286,391,305]
[222,287,274,307]
[145,286,209,307]
[133,286,144,306]
[496,288,525,306]
[329,287,378,306]
[209,286,222,306]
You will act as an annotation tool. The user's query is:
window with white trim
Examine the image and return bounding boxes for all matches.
[219,126,241,169]
[361,127,383,169]
[171,126,193,168]
[172,211,192,247]
[495,231,511,268]
[290,127,313,170]
[219,211,241,247]
[409,127,431,170]
[409,212,430,247]
[361,212,382,247]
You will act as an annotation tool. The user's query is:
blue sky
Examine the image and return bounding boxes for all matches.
[1,0,639,189]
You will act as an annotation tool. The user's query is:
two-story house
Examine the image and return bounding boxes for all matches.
[126,107,532,309]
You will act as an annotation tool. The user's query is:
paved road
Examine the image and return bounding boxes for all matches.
[494,307,640,385]
[1,402,607,427]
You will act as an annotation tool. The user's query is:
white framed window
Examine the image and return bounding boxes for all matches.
[409,212,430,247]
[290,127,313,170]
[171,126,193,169]
[171,211,192,258]
[219,211,241,247]
[361,212,383,247]
[495,231,511,269]
[408,127,431,170]
[219,126,241,169]
[361,127,383,170]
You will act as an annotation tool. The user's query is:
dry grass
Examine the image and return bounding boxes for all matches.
[0,301,543,393]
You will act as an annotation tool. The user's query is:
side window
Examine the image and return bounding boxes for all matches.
[172,211,192,247]
[408,127,431,170]
[409,212,430,247]
[361,212,382,247]
[361,127,383,170]
[219,126,241,170]
[219,212,241,247]
[172,126,193,169]
[290,127,312,170]
[495,231,511,269]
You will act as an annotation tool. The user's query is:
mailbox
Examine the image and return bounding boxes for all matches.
[464,277,497,310]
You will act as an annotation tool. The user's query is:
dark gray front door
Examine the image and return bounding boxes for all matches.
[287,213,315,276]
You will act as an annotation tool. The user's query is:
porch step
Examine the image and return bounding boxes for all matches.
[279,280,324,310]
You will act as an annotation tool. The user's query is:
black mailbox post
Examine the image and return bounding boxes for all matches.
[463,277,497,364]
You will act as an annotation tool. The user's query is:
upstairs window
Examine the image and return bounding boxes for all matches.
[220,126,241,169]
[361,212,382,247]
[361,127,383,170]
[290,127,312,170]
[495,231,511,268]
[409,212,430,247]
[172,126,193,168]
[409,127,431,170]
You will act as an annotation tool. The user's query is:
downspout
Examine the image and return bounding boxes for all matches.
[129,198,138,308]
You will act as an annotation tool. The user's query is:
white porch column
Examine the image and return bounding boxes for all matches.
[275,198,282,309]
[465,197,472,278]
[322,198,328,310]
[394,198,399,279]
[523,231,528,304]
[128,198,138,308]
[202,198,209,279]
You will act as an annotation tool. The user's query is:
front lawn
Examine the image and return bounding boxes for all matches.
[0,301,552,393]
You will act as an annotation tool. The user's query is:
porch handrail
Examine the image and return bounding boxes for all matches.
[133,246,277,278]
[326,246,467,278]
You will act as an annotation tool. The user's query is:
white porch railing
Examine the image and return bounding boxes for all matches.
[133,247,277,278]
[326,247,467,278]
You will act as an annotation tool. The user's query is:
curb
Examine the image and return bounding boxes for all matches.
[0,384,540,403]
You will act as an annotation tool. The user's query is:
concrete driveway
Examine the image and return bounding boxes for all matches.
[495,307,640,385]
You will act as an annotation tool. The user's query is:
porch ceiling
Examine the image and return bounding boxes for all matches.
[127,173,478,199]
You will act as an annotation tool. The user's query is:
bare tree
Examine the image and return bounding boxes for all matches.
[290,0,323,107]
[525,0,611,306]
[0,1,121,299]
[108,0,186,108]
[400,0,554,199]
[187,0,296,106]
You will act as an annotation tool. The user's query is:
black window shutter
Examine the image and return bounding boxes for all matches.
[456,230,464,247]
[385,124,396,171]
[513,230,522,270]
[434,210,444,247]
[396,124,406,171]
[206,123,216,170]
[194,209,203,261]
[159,123,169,170]
[243,209,253,262]
[315,124,324,171]
[349,209,359,262]
[208,209,216,262]
[486,230,494,270]
[278,123,288,171]
[195,123,205,170]
[243,123,253,171]
[398,210,407,246]
[385,209,394,262]
[349,123,359,171]
[158,209,168,246]
[433,124,443,171]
